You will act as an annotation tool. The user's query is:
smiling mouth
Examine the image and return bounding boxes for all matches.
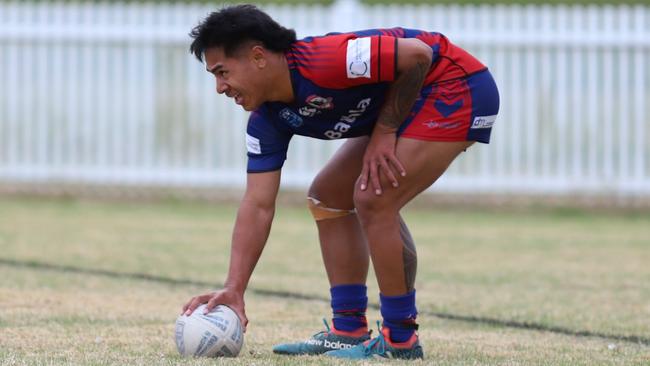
[230,92,243,105]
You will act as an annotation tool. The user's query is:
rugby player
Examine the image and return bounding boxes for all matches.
[181,4,499,360]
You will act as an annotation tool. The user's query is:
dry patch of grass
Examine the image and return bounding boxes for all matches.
[1,266,649,365]
[0,197,649,364]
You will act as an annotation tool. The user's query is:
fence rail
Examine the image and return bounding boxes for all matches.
[1,1,649,195]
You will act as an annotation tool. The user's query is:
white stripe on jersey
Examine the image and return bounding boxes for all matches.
[246,133,261,154]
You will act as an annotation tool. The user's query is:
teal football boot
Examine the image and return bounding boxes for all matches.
[273,319,370,355]
[325,321,423,360]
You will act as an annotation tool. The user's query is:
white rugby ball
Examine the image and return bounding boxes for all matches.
[174,304,244,357]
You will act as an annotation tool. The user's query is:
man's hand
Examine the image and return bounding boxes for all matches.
[358,38,431,195]
[181,288,249,331]
[359,124,406,195]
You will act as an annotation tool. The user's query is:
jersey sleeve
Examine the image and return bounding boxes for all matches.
[246,110,293,173]
[288,34,398,89]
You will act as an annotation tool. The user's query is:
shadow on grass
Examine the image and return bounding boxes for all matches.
[2,257,648,347]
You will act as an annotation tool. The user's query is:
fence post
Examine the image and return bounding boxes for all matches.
[330,0,364,33]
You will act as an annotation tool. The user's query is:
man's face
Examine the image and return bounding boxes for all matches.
[204,46,266,111]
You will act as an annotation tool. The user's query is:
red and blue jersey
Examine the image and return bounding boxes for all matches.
[246,27,490,173]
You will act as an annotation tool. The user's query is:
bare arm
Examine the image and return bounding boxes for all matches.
[359,38,433,194]
[376,38,433,131]
[224,170,281,293]
[182,169,281,329]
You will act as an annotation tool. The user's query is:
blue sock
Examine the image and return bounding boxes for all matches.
[380,290,418,343]
[330,284,368,332]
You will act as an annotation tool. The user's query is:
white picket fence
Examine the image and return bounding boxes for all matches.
[1,1,649,195]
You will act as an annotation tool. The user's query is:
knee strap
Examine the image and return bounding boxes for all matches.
[307,197,355,221]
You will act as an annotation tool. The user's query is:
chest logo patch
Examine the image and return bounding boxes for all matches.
[279,108,304,128]
[306,95,334,110]
[299,95,335,117]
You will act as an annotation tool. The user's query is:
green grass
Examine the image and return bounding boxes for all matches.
[0,196,649,365]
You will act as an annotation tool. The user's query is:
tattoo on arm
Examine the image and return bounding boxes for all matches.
[376,59,430,130]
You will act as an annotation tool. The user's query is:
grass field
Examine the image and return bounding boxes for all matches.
[0,196,649,365]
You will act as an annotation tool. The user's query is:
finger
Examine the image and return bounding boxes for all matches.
[379,158,399,188]
[182,298,193,312]
[184,299,199,316]
[237,310,249,332]
[185,295,209,316]
[389,155,406,177]
[204,296,220,314]
[181,300,192,315]
[369,160,382,195]
[387,158,404,181]
[359,163,370,191]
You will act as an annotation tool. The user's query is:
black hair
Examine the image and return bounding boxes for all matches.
[189,4,297,62]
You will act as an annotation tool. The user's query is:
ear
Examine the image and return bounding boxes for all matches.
[250,45,267,68]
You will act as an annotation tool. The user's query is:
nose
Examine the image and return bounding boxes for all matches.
[216,79,228,94]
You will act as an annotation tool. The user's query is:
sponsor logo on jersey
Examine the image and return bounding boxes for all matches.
[299,95,334,117]
[279,108,304,127]
[423,120,461,129]
[246,133,261,154]
[471,114,497,129]
[349,61,369,77]
[324,97,372,139]
[299,106,317,117]
[346,38,371,79]
[307,95,334,110]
